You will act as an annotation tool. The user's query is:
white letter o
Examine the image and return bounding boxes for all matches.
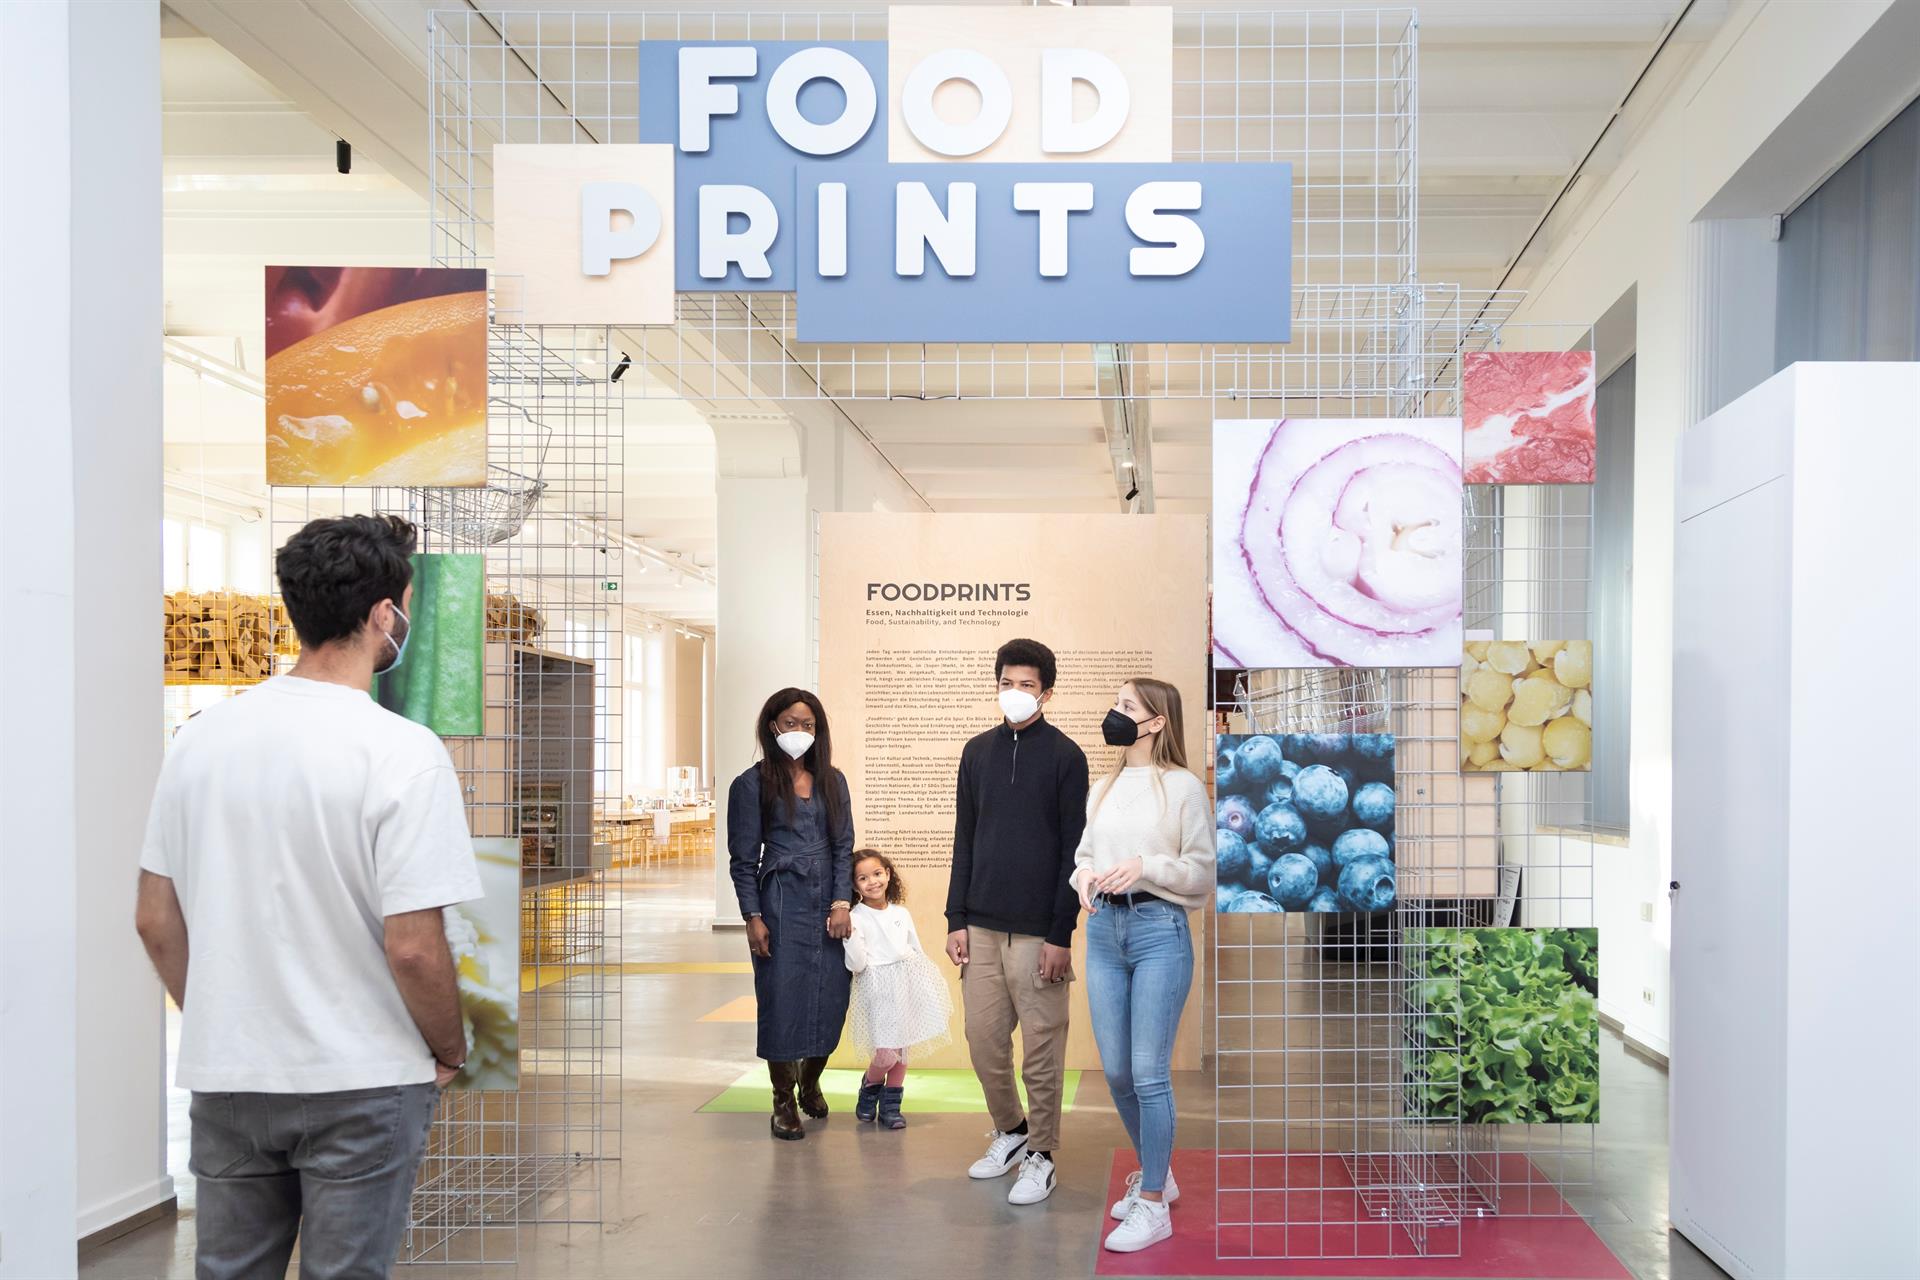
[901,49,1012,158]
[765,47,877,157]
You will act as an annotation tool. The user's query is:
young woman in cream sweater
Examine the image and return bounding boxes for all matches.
[1070,677,1216,1254]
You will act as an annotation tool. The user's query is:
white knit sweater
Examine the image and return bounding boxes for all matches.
[1070,765,1217,911]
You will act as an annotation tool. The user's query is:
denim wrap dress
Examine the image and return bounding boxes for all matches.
[726,765,854,1061]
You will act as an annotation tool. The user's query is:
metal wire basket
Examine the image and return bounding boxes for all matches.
[410,399,550,545]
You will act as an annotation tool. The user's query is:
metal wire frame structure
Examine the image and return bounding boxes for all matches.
[1456,322,1606,1220]
[1214,313,1605,1258]
[264,320,627,1265]
[419,3,1596,1265]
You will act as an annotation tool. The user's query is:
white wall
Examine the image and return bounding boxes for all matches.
[1,3,166,1273]
[1504,0,1916,1058]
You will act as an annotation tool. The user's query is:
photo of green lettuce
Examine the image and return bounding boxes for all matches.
[1409,927,1599,1124]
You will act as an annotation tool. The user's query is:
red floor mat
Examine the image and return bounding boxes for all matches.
[1093,1149,1631,1279]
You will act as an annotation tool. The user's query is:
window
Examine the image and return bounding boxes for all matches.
[162,517,228,593]
[1775,94,1920,367]
[163,520,185,593]
[624,687,646,799]
[187,524,226,592]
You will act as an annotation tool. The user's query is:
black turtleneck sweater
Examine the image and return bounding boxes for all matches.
[945,715,1090,948]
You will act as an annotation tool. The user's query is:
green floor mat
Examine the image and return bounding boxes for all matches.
[700,1066,1082,1115]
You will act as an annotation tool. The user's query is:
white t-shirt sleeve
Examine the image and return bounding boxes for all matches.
[138,745,185,878]
[372,757,482,916]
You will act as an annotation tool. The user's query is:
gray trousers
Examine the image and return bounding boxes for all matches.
[190,1085,439,1280]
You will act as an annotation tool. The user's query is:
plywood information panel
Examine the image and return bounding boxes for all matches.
[820,513,1207,1069]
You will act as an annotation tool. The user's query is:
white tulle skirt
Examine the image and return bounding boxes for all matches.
[847,953,954,1057]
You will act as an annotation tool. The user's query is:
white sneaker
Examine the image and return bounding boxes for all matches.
[1109,1168,1181,1220]
[967,1129,1029,1180]
[1103,1196,1172,1253]
[1006,1151,1056,1205]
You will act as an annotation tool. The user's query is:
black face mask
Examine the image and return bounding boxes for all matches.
[1102,708,1153,747]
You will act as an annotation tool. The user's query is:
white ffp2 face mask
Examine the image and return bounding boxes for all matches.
[998,688,1040,724]
[775,731,815,760]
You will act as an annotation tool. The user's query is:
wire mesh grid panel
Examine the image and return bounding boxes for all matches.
[264,321,625,1264]
[1208,299,1603,1257]
[1215,667,1471,1261]
[1454,323,1603,1220]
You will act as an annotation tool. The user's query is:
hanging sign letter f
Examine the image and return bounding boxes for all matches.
[581,182,663,276]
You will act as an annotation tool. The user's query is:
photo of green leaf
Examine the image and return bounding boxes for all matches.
[1408,927,1599,1124]
[374,552,484,736]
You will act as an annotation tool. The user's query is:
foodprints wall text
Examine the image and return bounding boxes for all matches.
[866,582,1033,603]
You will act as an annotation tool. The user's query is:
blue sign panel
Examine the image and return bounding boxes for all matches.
[792,163,1292,344]
[639,41,889,292]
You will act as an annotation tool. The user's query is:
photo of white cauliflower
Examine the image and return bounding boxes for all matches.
[443,838,521,1091]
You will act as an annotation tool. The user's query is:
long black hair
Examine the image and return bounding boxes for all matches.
[754,688,843,832]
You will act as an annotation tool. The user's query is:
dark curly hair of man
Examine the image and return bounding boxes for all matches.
[994,637,1058,691]
[275,515,417,648]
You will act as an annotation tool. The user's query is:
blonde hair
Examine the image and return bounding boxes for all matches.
[1089,677,1189,820]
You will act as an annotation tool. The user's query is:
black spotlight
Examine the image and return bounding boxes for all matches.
[610,352,632,383]
[335,139,351,174]
[1125,485,1141,502]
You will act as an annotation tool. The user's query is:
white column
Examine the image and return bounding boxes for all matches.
[0,3,81,1273]
[71,0,170,1242]
[710,471,813,925]
[0,3,166,1274]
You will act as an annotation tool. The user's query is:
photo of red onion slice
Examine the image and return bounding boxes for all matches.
[1213,418,1464,669]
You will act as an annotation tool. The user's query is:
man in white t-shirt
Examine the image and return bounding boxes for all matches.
[136,514,482,1280]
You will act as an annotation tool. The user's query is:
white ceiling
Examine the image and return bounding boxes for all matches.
[160,0,1721,585]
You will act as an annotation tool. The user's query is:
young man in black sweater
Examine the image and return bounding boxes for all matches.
[945,637,1089,1206]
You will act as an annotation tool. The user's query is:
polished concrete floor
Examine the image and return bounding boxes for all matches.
[83,858,1727,1280]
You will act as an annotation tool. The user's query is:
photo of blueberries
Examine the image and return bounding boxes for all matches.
[1213,732,1396,914]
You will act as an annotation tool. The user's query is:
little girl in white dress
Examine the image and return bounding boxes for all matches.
[844,850,953,1129]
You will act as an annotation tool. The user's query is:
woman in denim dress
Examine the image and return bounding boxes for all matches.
[726,688,855,1140]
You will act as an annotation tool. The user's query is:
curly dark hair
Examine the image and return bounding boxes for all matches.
[852,849,905,905]
[275,515,417,648]
[995,637,1057,690]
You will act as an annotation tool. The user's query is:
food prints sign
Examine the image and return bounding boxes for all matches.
[490,6,1292,342]
[865,579,1033,630]
[817,513,1208,1072]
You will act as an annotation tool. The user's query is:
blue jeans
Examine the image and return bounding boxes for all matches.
[189,1084,439,1280]
[1085,896,1193,1195]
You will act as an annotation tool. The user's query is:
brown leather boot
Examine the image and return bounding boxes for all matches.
[768,1061,805,1141]
[797,1056,830,1119]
